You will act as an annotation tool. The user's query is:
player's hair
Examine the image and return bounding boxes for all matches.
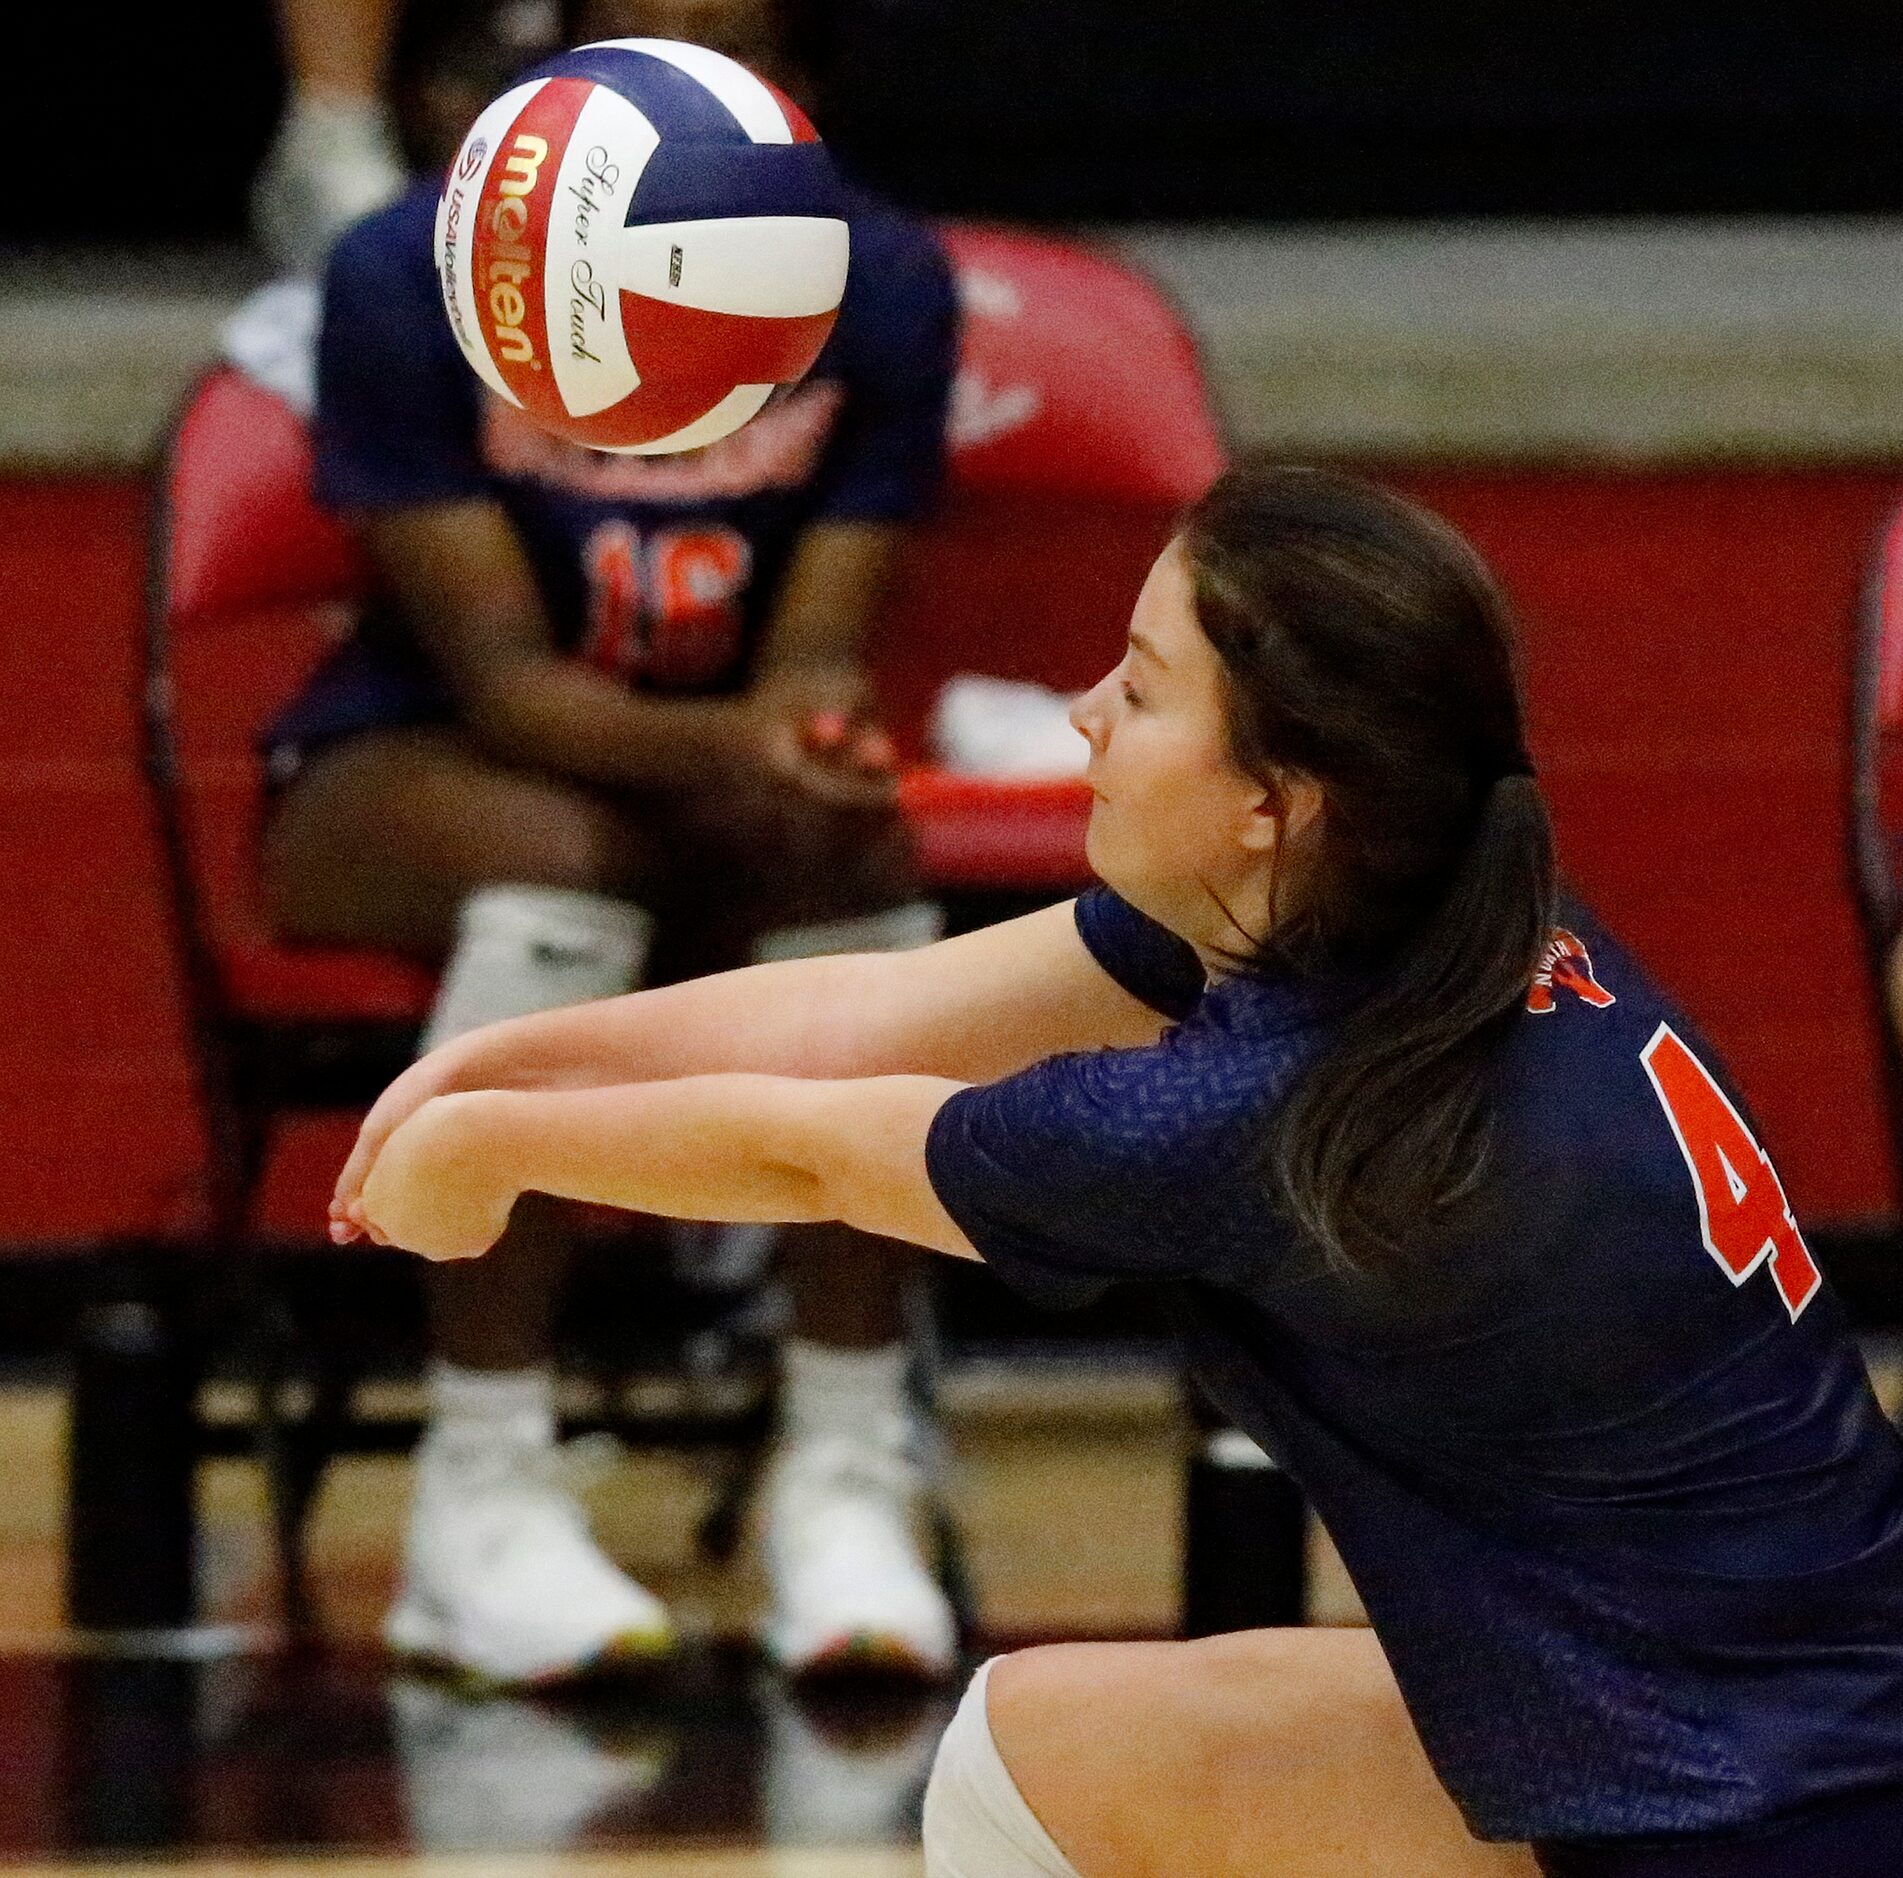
[1182,462,1556,1273]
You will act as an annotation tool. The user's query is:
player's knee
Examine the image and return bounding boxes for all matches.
[924,1657,1084,1878]
[1175,1628,1408,1796]
[406,759,632,899]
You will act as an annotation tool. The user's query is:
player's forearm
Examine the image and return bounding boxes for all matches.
[456,1070,968,1252]
[462,657,736,790]
[752,520,903,673]
[421,951,902,1095]
[458,1078,841,1225]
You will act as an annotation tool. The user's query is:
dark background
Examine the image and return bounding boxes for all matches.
[11,2,1903,244]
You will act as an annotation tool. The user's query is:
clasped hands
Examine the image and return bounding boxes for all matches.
[327,665,894,1260]
[742,661,899,808]
[330,1085,519,1264]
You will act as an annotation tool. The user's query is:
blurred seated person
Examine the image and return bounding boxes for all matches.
[261,0,963,1686]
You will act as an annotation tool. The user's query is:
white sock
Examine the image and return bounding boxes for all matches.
[284,87,395,143]
[420,884,652,1056]
[781,1337,911,1448]
[424,1361,556,1462]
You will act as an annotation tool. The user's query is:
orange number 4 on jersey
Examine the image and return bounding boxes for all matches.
[1640,1023,1821,1321]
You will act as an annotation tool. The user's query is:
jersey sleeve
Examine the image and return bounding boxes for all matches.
[803,211,959,524]
[925,1030,1288,1310]
[312,194,489,513]
[1074,887,1207,1019]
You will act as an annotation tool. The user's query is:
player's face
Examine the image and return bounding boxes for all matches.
[1070,541,1306,961]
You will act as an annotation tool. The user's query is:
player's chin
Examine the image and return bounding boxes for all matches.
[1086,826,1197,941]
[1082,813,1144,906]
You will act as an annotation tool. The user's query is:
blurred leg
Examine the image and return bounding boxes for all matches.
[656,791,960,1677]
[271,0,401,105]
[956,1628,1540,1878]
[265,729,675,1681]
[642,785,929,1361]
[255,0,407,268]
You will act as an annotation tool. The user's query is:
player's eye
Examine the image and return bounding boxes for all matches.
[1120,681,1144,708]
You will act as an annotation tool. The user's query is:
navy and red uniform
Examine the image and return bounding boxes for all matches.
[265,176,957,781]
[925,888,1903,1874]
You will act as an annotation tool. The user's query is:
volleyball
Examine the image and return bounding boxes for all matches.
[434,39,849,455]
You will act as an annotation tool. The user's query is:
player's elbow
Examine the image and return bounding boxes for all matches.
[769,1085,883,1231]
[795,1078,978,1257]
[760,1154,835,1224]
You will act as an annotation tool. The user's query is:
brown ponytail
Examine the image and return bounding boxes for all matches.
[1182,462,1556,1271]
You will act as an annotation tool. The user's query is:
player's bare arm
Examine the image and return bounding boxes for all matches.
[330,899,1170,1222]
[359,501,753,790]
[366,502,902,809]
[754,518,903,681]
[353,1071,978,1265]
[745,519,913,793]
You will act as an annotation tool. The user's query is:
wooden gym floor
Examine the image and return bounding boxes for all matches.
[5,1351,1895,1871]
[0,1358,1373,1868]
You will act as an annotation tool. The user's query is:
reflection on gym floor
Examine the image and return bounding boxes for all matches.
[27,1648,950,1859]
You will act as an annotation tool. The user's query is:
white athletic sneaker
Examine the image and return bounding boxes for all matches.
[385,1433,674,1689]
[250,92,406,274]
[761,1419,958,1679]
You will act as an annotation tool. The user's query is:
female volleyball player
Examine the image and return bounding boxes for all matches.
[332,464,1903,1875]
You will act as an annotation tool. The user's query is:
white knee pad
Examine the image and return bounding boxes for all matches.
[750,900,944,965]
[923,1659,1084,1878]
[419,884,653,1056]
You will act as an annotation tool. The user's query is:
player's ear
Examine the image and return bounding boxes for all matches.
[1238,771,1322,855]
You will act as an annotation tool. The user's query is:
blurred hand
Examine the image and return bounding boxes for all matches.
[739,662,899,809]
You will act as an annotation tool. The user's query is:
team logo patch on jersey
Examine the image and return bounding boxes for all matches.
[1526,928,1616,1015]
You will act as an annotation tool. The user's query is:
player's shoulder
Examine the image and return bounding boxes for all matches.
[325,179,442,303]
[1066,975,1333,1156]
[996,1028,1291,1184]
[835,182,956,314]
[1505,891,1714,1089]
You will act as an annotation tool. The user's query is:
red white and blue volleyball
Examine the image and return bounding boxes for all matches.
[435,39,848,455]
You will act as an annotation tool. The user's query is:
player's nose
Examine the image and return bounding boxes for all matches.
[1069,679,1110,756]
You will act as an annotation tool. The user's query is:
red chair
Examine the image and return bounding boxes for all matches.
[137,368,441,1629]
[130,225,1224,1628]
[1854,501,1903,948]
[1852,501,1903,1159]
[887,223,1225,886]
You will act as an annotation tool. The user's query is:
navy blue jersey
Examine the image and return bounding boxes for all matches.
[926,888,1903,1846]
[277,175,954,747]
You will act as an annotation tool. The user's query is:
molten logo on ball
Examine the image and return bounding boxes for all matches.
[435,38,850,456]
[483,131,551,368]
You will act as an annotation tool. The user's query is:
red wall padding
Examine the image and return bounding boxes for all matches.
[0,466,1898,1249]
[1386,467,1900,1225]
[0,479,206,1244]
